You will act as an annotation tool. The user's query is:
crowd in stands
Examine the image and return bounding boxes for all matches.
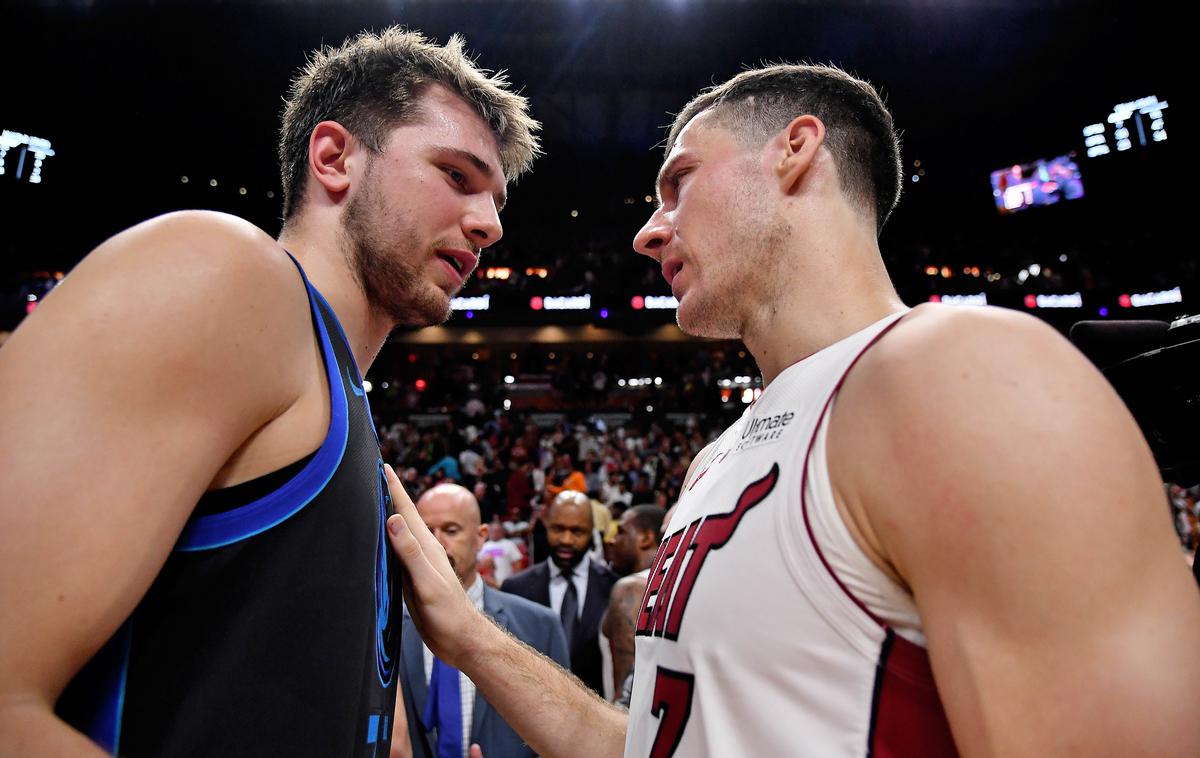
[385,406,714,546]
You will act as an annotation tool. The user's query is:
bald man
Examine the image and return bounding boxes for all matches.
[501,491,619,696]
[394,484,568,758]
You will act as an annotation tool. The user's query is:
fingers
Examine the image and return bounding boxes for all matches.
[383,465,454,591]
[469,744,484,758]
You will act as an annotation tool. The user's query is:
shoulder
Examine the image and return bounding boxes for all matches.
[13,210,313,401]
[501,561,546,589]
[835,303,1105,451]
[609,573,647,604]
[829,302,1163,582]
[492,587,557,624]
[50,210,308,348]
[80,210,293,286]
[858,302,1070,382]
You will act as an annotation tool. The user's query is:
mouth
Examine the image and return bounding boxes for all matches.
[435,248,477,284]
[662,258,684,287]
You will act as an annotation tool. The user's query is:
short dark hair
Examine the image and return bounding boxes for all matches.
[279,27,540,221]
[626,505,667,543]
[667,64,902,234]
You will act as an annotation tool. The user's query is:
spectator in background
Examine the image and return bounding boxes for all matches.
[427,447,462,482]
[458,443,484,480]
[601,505,667,705]
[544,453,586,501]
[505,460,535,517]
[395,484,567,758]
[478,519,525,587]
[501,491,617,697]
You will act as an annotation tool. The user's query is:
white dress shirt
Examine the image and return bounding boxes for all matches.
[422,576,485,758]
[548,554,590,620]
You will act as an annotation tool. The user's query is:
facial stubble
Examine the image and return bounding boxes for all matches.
[341,167,453,328]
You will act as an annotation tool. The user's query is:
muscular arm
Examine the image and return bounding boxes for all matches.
[0,212,312,754]
[602,575,648,702]
[830,305,1200,756]
[384,466,627,758]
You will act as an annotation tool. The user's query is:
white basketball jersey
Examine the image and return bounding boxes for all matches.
[624,312,958,757]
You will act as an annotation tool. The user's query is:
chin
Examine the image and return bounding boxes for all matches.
[386,288,452,329]
[677,299,741,340]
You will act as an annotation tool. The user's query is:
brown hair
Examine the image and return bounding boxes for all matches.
[667,64,902,234]
[279,27,540,221]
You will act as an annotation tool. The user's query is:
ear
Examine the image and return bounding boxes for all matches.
[773,114,826,196]
[475,524,489,552]
[307,120,356,197]
[636,529,656,551]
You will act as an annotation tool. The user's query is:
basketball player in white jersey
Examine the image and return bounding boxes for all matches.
[382,63,1200,756]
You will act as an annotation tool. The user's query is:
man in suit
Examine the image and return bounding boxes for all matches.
[501,491,618,697]
[394,484,568,758]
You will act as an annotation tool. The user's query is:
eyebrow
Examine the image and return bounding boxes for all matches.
[437,146,508,211]
[654,152,688,208]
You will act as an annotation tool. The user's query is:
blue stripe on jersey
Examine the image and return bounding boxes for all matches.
[175,263,349,552]
[79,620,132,755]
[310,287,379,445]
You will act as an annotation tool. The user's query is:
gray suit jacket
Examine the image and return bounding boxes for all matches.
[398,585,569,758]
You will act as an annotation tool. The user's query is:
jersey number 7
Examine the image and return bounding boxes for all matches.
[649,667,695,758]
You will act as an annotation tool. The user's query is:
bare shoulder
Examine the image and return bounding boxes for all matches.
[837,302,1124,462]
[611,573,648,599]
[858,302,1079,388]
[829,302,1166,581]
[0,212,317,708]
[603,574,648,636]
[827,311,1200,755]
[27,210,313,394]
[65,210,301,311]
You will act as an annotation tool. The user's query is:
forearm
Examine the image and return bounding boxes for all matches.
[457,612,626,758]
[0,703,110,757]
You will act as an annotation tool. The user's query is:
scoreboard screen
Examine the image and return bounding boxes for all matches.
[1082,95,1169,158]
[0,129,56,185]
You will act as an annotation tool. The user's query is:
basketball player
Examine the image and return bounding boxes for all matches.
[0,28,537,756]
[383,63,1200,756]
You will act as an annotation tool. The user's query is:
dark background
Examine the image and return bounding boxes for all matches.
[0,0,1183,330]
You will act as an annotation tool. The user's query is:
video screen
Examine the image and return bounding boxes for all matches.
[990,154,1084,215]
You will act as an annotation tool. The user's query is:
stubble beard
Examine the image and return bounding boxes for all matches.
[341,173,452,329]
[675,183,788,340]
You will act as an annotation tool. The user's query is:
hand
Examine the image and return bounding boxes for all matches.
[469,745,484,758]
[384,464,485,666]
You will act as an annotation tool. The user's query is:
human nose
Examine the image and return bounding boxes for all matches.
[633,206,672,260]
[463,193,503,248]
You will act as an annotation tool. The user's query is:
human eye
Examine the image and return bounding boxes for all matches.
[444,166,468,187]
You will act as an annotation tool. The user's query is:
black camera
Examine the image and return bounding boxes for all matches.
[1070,315,1200,487]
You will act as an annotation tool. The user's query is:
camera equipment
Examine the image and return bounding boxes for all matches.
[1070,315,1200,486]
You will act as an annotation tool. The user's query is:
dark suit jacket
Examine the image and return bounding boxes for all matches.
[398,585,569,758]
[500,559,618,696]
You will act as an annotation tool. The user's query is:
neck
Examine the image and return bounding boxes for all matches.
[742,216,906,386]
[278,214,394,373]
[633,551,656,574]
